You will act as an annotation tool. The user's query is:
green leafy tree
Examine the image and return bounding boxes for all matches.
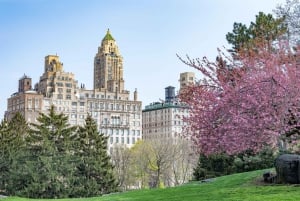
[21,105,78,198]
[72,114,116,197]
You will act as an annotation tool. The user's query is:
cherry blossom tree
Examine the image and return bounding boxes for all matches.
[178,42,300,155]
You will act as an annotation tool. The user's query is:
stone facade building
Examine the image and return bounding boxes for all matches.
[142,86,189,140]
[142,72,195,140]
[6,75,43,122]
[5,30,142,150]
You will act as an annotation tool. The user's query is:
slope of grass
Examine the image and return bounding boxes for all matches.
[4,169,300,201]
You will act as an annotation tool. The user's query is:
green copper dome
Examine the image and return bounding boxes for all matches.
[102,29,115,41]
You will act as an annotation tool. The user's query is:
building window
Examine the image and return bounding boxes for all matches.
[65,83,72,88]
[57,94,63,99]
[56,82,63,87]
[35,98,39,109]
[27,99,32,109]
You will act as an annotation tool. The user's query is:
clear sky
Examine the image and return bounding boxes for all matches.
[0,0,286,119]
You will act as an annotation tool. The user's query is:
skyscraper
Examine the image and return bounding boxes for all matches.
[94,29,124,93]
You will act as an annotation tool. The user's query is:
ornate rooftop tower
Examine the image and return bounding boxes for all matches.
[94,29,124,92]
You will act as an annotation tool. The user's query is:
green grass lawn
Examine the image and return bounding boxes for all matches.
[4,169,300,201]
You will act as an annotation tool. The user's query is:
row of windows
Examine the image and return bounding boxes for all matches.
[89,102,141,112]
[70,114,85,119]
[101,128,141,136]
[85,93,129,101]
[110,136,140,145]
[143,120,185,127]
[145,128,182,135]
[57,88,72,93]
[57,94,72,100]
[56,82,73,88]
[56,76,73,81]
[143,108,189,116]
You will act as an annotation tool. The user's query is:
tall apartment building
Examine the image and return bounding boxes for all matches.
[5,29,142,150]
[142,72,195,140]
[88,29,142,151]
[142,86,189,140]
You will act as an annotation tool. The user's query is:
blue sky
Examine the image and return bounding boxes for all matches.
[0,0,286,118]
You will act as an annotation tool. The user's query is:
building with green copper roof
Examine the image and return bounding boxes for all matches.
[102,29,115,41]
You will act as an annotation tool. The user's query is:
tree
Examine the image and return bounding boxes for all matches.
[73,114,116,197]
[168,138,197,186]
[21,105,78,198]
[0,113,29,195]
[0,119,11,194]
[129,140,151,189]
[178,42,300,156]
[140,138,195,188]
[226,12,286,53]
[274,0,300,47]
[110,144,132,191]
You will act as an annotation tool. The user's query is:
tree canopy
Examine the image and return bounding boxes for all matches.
[179,42,300,155]
[226,12,287,53]
[0,107,117,198]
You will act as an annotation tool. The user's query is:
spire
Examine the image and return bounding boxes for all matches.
[102,28,115,41]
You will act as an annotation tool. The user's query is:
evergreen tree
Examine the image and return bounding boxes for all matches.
[0,119,11,194]
[21,105,78,198]
[72,114,116,197]
[226,12,286,53]
[0,113,28,195]
[6,112,29,195]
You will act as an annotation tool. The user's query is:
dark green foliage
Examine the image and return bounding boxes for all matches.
[193,147,275,180]
[0,113,28,195]
[72,114,116,197]
[226,12,286,52]
[0,106,116,198]
[20,105,78,198]
[234,148,276,173]
[193,153,235,180]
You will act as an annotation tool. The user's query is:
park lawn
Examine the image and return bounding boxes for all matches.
[4,169,300,201]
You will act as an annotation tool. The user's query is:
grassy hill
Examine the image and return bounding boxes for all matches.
[4,169,300,201]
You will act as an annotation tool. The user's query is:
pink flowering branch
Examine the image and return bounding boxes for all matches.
[179,41,300,155]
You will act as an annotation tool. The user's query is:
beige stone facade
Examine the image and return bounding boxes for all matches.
[179,72,195,92]
[6,75,43,123]
[92,29,141,151]
[142,101,189,140]
[5,30,142,150]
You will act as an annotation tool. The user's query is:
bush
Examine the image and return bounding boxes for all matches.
[193,147,276,181]
[193,153,235,180]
